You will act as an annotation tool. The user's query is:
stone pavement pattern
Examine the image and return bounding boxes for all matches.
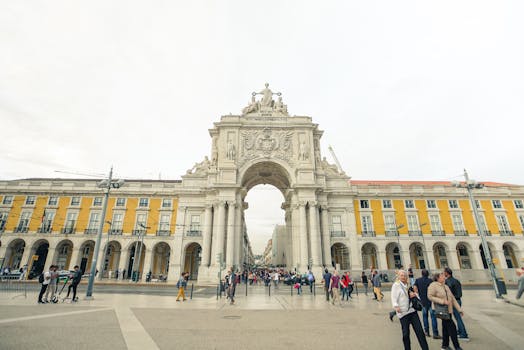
[0,287,523,350]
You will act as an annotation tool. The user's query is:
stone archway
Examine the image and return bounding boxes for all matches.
[101,241,122,278]
[126,241,146,281]
[479,242,496,269]
[409,242,426,269]
[433,242,449,269]
[331,243,350,270]
[79,240,95,275]
[361,243,378,270]
[456,242,473,269]
[54,240,73,271]
[5,239,25,270]
[28,240,49,279]
[184,242,201,280]
[386,242,402,269]
[152,242,170,279]
[503,242,520,268]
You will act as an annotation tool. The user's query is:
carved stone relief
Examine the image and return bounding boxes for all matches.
[239,128,294,167]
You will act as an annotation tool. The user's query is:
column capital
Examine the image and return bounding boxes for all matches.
[319,205,329,211]
[308,200,319,208]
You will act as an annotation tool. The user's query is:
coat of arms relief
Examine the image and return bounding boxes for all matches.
[239,128,294,167]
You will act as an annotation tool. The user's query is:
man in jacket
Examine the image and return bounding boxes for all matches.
[414,269,441,339]
[66,265,82,302]
[391,270,429,350]
[444,267,469,341]
[372,270,383,302]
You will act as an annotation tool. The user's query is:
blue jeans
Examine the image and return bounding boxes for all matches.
[422,305,438,335]
[453,299,468,338]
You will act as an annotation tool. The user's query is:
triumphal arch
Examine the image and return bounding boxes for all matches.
[175,84,358,283]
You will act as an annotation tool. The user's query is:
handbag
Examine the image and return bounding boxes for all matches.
[434,286,451,320]
[410,296,423,311]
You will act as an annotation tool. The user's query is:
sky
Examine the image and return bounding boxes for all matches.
[1,1,523,253]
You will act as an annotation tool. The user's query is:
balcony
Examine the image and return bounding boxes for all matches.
[14,226,29,233]
[385,230,399,237]
[431,230,446,236]
[330,230,346,238]
[454,230,469,236]
[61,227,75,234]
[499,230,514,236]
[38,226,53,233]
[361,230,376,237]
[186,229,202,237]
[109,229,123,235]
[476,230,492,236]
[132,229,146,236]
[408,230,422,236]
[156,230,171,236]
[84,228,98,235]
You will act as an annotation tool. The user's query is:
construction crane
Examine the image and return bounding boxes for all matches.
[328,145,346,175]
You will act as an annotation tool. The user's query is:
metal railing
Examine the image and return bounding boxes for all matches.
[454,230,469,236]
[431,230,446,236]
[0,276,31,299]
[385,230,399,237]
[499,230,514,236]
[37,226,53,233]
[156,230,171,236]
[361,230,376,237]
[109,229,123,235]
[61,227,75,234]
[14,226,29,233]
[132,229,146,236]
[330,230,346,237]
[84,228,98,234]
[186,230,202,237]
[408,230,422,236]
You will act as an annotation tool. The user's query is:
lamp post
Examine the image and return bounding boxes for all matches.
[452,169,500,298]
[395,224,405,268]
[419,223,428,270]
[86,167,124,298]
[133,223,149,282]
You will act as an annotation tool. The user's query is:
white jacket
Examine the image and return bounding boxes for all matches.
[391,281,415,319]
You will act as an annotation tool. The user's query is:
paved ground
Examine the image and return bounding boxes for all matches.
[0,285,523,350]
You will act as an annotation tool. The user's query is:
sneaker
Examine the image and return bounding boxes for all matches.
[389,312,395,322]
[425,332,430,337]
[433,335,442,340]
[440,347,451,350]
[458,336,470,342]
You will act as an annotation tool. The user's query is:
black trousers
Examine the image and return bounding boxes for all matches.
[399,312,429,350]
[441,318,460,349]
[38,284,48,302]
[67,283,78,300]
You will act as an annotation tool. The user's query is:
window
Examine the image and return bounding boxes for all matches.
[0,212,9,231]
[41,210,55,230]
[159,214,171,231]
[496,215,510,232]
[451,214,464,231]
[515,200,523,209]
[449,200,458,209]
[139,198,149,208]
[359,200,369,209]
[382,200,392,209]
[48,196,58,206]
[427,200,436,209]
[162,198,172,208]
[384,214,396,231]
[331,215,343,232]
[93,197,103,206]
[2,195,13,205]
[112,213,124,229]
[429,214,442,231]
[190,215,201,232]
[88,212,100,229]
[18,211,31,228]
[407,214,419,231]
[116,198,126,207]
[25,196,36,205]
[492,200,502,209]
[520,215,524,231]
[65,212,77,229]
[476,214,488,233]
[361,215,373,232]
[135,213,148,230]
[405,199,414,209]
[475,200,481,209]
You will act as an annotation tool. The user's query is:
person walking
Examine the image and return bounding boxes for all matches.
[66,265,82,302]
[340,272,349,301]
[414,269,441,339]
[428,272,464,350]
[323,268,332,302]
[372,270,383,302]
[175,272,188,302]
[307,270,315,293]
[516,267,524,299]
[391,270,429,350]
[361,271,368,295]
[37,267,52,304]
[227,268,237,304]
[408,264,415,286]
[43,265,58,303]
[329,270,342,306]
[444,267,469,341]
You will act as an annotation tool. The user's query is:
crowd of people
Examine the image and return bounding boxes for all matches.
[36,264,83,304]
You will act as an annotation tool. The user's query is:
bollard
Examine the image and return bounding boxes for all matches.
[216,284,219,300]
[313,282,316,296]
[245,280,248,296]
[190,283,194,299]
[355,281,359,296]
[291,283,293,296]
[269,283,271,297]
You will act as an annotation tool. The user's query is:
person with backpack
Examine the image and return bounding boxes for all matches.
[66,265,82,302]
[37,267,52,304]
[176,272,188,301]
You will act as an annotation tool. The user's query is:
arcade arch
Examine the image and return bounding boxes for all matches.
[4,239,25,270]
[28,240,49,279]
[79,240,95,274]
[386,242,402,269]
[152,242,170,279]
[361,243,378,270]
[183,242,201,280]
[503,242,520,268]
[331,243,350,270]
[433,242,449,269]
[409,242,426,269]
[54,240,73,270]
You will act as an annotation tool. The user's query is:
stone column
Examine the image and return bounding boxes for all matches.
[0,246,7,263]
[471,249,486,270]
[424,247,437,271]
[118,249,129,279]
[299,203,308,269]
[292,205,300,270]
[43,247,56,272]
[226,202,236,268]
[309,203,321,267]
[285,207,293,269]
[493,248,508,269]
[376,248,386,271]
[234,202,243,268]
[68,247,81,270]
[201,205,213,267]
[141,248,153,282]
[320,206,331,267]
[214,201,226,265]
[20,246,33,269]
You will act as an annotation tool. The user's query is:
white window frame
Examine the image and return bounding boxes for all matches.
[2,195,13,205]
[514,200,523,209]
[331,215,343,233]
[449,200,459,209]
[519,215,524,231]
[162,198,172,208]
[48,196,58,206]
[93,197,103,206]
[135,213,148,230]
[115,197,126,207]
[139,197,149,208]
[189,214,201,232]
[384,214,396,232]
[42,210,55,230]
[70,196,81,206]
[492,200,502,209]
[405,199,414,209]
[88,212,101,230]
[429,214,442,232]
[18,211,31,229]
[496,214,510,233]
[112,212,124,230]
[382,200,392,209]
[65,212,77,230]
[426,200,436,209]
[159,214,171,231]
[359,200,369,209]
[476,213,488,233]
[361,215,373,232]
[451,213,465,231]
[0,212,8,230]
[25,196,36,205]
[407,214,419,231]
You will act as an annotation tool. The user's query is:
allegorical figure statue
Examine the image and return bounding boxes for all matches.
[227,140,236,160]
[242,95,259,114]
[253,83,281,107]
[299,140,309,161]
